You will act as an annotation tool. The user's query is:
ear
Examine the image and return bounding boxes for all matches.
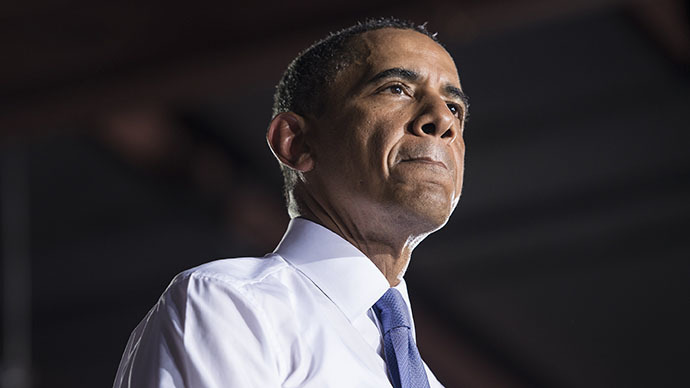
[266,112,314,172]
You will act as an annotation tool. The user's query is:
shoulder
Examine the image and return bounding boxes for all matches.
[116,255,292,387]
[159,254,297,310]
[175,253,291,288]
[141,254,299,346]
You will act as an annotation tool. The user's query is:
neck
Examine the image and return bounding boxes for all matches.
[295,189,426,287]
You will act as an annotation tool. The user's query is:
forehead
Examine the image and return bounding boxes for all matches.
[349,28,461,87]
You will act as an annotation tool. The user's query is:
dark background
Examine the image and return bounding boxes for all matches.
[1,1,689,387]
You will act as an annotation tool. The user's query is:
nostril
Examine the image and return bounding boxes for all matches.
[421,123,435,134]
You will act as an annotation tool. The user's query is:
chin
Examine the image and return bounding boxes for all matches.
[417,205,452,232]
[382,179,457,235]
[398,192,453,235]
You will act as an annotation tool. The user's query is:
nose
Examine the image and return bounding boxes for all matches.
[410,95,459,143]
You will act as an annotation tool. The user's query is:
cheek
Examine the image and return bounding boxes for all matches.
[337,104,407,175]
[454,136,466,160]
[369,107,408,151]
[452,141,466,182]
[352,112,392,161]
[368,128,390,164]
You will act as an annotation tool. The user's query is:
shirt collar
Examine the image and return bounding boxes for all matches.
[273,217,394,323]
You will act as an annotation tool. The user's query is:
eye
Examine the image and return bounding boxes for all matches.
[447,103,463,118]
[382,84,406,95]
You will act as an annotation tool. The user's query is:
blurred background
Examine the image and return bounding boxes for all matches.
[1,0,689,387]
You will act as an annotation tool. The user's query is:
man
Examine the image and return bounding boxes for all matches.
[114,17,468,388]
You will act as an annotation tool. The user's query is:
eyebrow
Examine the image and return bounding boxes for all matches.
[367,67,419,84]
[445,85,470,110]
[367,67,470,109]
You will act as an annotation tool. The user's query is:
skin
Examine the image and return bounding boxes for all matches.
[267,28,467,286]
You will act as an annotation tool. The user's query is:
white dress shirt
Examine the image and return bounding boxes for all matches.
[113,217,445,388]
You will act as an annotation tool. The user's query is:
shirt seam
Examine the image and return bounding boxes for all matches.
[173,254,287,288]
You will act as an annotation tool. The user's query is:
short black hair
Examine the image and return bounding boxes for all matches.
[272,17,439,119]
[271,17,441,215]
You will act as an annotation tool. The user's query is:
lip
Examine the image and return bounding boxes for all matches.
[400,157,447,170]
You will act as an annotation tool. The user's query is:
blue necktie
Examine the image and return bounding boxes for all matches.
[373,288,431,388]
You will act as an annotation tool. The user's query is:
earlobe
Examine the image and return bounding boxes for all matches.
[266,112,314,172]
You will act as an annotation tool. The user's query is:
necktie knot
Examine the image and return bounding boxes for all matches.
[373,288,411,334]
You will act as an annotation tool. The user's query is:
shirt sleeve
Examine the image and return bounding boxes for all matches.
[113,273,283,388]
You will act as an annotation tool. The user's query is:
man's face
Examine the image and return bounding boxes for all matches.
[304,28,467,235]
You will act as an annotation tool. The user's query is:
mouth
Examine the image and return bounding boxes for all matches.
[400,157,448,170]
